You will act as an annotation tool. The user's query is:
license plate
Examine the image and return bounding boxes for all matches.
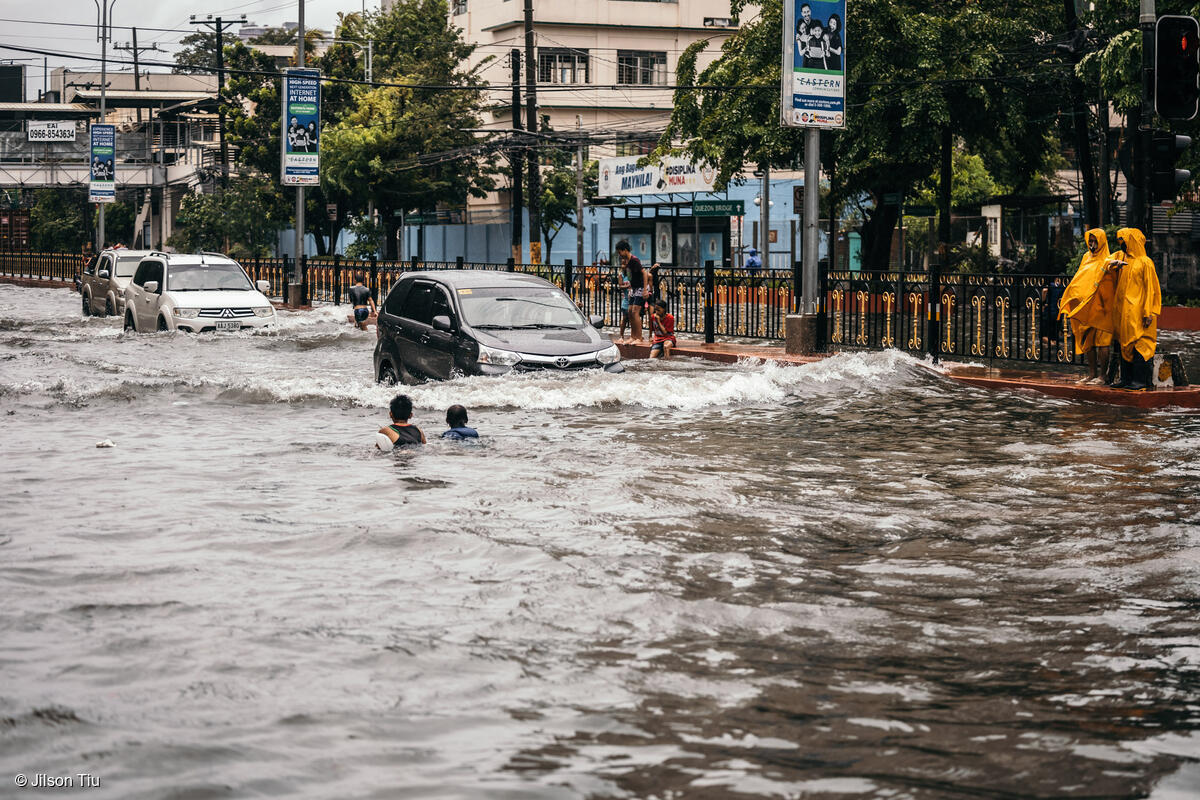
[215,321,241,332]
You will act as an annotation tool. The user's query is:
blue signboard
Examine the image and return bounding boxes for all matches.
[88,124,115,203]
[781,0,846,129]
[281,69,321,186]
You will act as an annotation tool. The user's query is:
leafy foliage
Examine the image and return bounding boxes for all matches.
[657,0,1069,268]
[168,176,289,257]
[321,0,493,257]
[30,189,89,251]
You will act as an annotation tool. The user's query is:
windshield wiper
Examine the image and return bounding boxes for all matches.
[472,324,513,330]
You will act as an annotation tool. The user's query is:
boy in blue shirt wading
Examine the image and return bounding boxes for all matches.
[441,405,479,440]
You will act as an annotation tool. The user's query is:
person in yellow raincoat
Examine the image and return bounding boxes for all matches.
[1058,228,1117,384]
[1111,228,1162,390]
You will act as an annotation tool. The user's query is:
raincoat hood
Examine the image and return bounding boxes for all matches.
[1113,227,1161,360]
[1116,228,1147,260]
[1059,228,1116,330]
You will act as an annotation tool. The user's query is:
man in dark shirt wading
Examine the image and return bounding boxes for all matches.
[347,273,376,330]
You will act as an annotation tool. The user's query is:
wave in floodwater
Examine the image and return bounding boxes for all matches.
[0,346,937,411]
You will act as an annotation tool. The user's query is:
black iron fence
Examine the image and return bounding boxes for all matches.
[1,249,1091,368]
[826,270,1087,366]
[0,251,83,283]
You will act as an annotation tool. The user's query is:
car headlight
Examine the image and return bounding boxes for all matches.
[596,344,621,365]
[174,308,200,319]
[252,306,275,317]
[477,343,522,366]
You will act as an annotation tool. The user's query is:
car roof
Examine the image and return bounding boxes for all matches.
[162,253,240,266]
[400,270,557,289]
[101,249,155,257]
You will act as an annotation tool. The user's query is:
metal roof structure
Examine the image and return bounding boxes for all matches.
[71,90,214,108]
[0,102,95,120]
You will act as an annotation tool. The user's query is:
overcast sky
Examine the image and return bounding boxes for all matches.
[0,0,374,99]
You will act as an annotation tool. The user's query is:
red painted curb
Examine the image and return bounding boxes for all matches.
[1160,305,1200,331]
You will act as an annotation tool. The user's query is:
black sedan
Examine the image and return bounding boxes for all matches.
[373,271,624,384]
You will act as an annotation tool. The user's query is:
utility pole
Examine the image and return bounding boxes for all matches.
[575,115,584,270]
[510,49,523,263]
[93,0,116,251]
[523,0,542,263]
[1140,0,1156,244]
[802,128,819,317]
[1062,0,1099,229]
[114,28,161,124]
[760,164,770,269]
[189,13,245,189]
[295,0,305,278]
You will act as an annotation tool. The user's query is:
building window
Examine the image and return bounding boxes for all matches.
[615,140,654,157]
[617,51,667,85]
[452,0,467,14]
[538,48,589,84]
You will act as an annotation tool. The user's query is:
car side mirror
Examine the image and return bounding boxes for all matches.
[589,314,604,329]
[143,280,159,294]
[98,269,110,279]
[432,315,453,332]
[256,279,271,293]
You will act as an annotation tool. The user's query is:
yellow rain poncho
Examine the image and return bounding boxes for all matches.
[1058,228,1116,354]
[1113,228,1162,361]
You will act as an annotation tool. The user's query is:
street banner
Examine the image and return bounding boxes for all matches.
[281,68,321,186]
[781,0,847,128]
[88,124,115,204]
[28,121,75,142]
[598,155,717,197]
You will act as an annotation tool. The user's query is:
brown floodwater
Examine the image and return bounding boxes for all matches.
[1,285,1199,799]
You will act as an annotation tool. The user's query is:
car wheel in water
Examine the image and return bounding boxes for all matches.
[379,363,399,386]
[157,316,168,332]
[82,293,91,316]
[124,312,136,332]
[105,299,114,317]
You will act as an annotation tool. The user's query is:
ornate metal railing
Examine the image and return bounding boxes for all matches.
[2,248,1091,367]
[826,270,1084,366]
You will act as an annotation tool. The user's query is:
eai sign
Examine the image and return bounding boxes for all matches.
[27,121,76,142]
[88,124,116,204]
[281,68,320,186]
[597,155,717,197]
[781,0,847,129]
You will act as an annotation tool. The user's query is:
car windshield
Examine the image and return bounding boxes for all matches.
[458,286,587,328]
[167,262,252,291]
[115,256,142,278]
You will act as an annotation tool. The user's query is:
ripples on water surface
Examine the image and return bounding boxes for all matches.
[1,284,1199,799]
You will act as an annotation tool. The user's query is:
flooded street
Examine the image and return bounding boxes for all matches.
[2,283,1199,799]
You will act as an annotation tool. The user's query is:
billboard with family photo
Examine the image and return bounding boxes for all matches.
[781,0,846,128]
[281,68,321,186]
[88,124,115,204]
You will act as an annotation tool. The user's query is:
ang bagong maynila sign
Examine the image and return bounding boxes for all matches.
[781,0,847,128]
[598,156,717,197]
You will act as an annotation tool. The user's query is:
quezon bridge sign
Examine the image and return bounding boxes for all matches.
[598,155,717,197]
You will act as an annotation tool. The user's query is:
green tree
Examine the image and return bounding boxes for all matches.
[657,0,1067,269]
[321,0,494,258]
[172,32,215,75]
[30,189,88,251]
[168,176,288,257]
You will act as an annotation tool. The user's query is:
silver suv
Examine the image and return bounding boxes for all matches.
[123,252,276,333]
[81,249,154,317]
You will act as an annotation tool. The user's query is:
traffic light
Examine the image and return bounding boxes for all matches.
[1155,15,1200,120]
[1150,130,1192,203]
